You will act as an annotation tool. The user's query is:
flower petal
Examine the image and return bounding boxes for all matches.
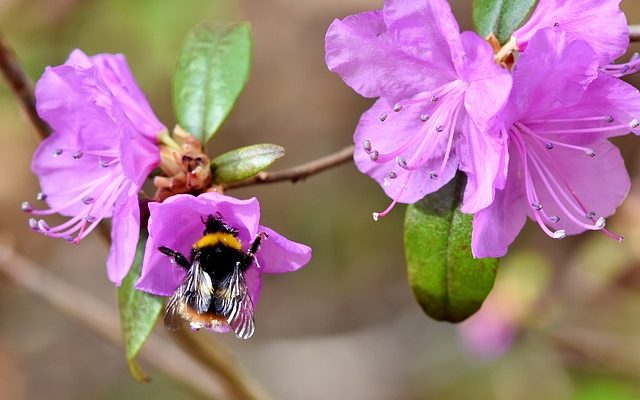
[354,98,458,204]
[471,155,529,258]
[136,193,260,296]
[325,10,454,99]
[513,0,629,65]
[527,140,629,236]
[256,226,312,274]
[107,188,140,286]
[511,29,599,120]
[66,49,165,140]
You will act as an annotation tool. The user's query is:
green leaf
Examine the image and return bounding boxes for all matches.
[473,0,537,44]
[404,175,498,322]
[117,230,164,382]
[173,21,252,143]
[211,143,285,183]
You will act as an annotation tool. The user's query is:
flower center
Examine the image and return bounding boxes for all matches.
[508,114,637,242]
[22,147,131,244]
[362,80,469,220]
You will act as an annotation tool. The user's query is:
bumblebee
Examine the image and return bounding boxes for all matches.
[159,214,265,339]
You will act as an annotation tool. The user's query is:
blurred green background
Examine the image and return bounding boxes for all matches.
[2,0,640,399]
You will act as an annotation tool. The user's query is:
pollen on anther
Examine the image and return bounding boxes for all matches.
[21,201,33,212]
[545,143,554,150]
[429,171,438,179]
[532,202,543,211]
[85,215,97,223]
[393,103,402,112]
[379,113,388,122]
[28,218,38,230]
[363,140,372,153]
[606,116,615,123]
[420,114,429,122]
[36,192,47,201]
[388,171,398,179]
[631,119,640,129]
[431,96,438,103]
[396,157,407,168]
[586,211,596,219]
[370,150,380,161]
[552,229,566,239]
[585,149,596,157]
[37,219,50,231]
[72,150,84,160]
[595,217,606,229]
[372,212,380,222]
[53,149,63,157]
[82,195,95,205]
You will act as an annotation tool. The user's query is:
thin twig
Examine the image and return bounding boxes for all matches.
[631,25,640,42]
[223,144,354,190]
[172,331,272,400]
[0,33,50,139]
[0,243,231,399]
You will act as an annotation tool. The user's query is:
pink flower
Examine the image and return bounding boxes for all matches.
[23,50,164,285]
[325,0,512,219]
[136,193,312,337]
[472,29,640,258]
[512,0,629,65]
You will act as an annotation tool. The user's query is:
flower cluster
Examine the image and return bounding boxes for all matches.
[326,0,639,257]
[23,50,311,337]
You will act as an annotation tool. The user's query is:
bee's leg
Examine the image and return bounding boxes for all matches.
[158,246,191,269]
[240,232,268,271]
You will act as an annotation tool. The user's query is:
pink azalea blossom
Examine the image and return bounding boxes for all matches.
[472,29,640,258]
[136,192,312,335]
[23,50,164,285]
[512,0,629,65]
[325,0,512,219]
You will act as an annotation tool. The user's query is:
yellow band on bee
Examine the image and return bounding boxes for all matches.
[193,233,242,251]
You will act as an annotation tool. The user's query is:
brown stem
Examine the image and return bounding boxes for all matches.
[223,144,354,190]
[0,33,50,139]
[631,25,640,42]
[0,243,230,398]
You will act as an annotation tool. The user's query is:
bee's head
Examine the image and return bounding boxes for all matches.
[201,214,239,236]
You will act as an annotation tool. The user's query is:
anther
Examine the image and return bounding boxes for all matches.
[585,149,596,157]
[21,201,33,212]
[550,215,560,223]
[37,219,50,231]
[85,215,97,223]
[396,157,407,168]
[36,192,47,201]
[631,119,640,129]
[429,171,438,179]
[431,96,439,103]
[436,125,445,133]
[63,235,75,243]
[82,195,95,205]
[618,235,625,244]
[100,160,110,168]
[531,202,543,211]
[370,150,380,161]
[379,113,388,122]
[28,218,38,230]
[393,103,402,112]
[545,143,554,150]
[606,116,615,123]
[595,217,606,229]
[552,230,566,239]
[420,114,429,122]
[586,211,596,219]
[372,212,380,222]
[553,22,560,27]
[363,140,372,153]
[388,171,398,179]
[72,150,83,160]
[53,149,63,157]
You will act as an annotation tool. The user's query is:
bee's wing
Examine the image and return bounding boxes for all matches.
[164,283,187,331]
[216,263,255,339]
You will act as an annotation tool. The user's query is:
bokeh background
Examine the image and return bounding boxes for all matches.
[2,0,640,399]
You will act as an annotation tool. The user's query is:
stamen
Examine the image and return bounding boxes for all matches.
[82,196,95,205]
[552,230,566,239]
[595,217,606,229]
[531,202,543,211]
[388,171,397,179]
[393,103,402,112]
[431,96,439,103]
[72,150,83,160]
[545,143,554,150]
[396,157,407,168]
[21,201,33,212]
[53,149,63,157]
[85,215,96,223]
[436,125,445,133]
[363,140,372,153]
[429,171,438,179]
[36,192,47,201]
[586,211,596,219]
[631,119,640,129]
[379,114,388,122]
[420,114,429,122]
[28,218,38,230]
[370,151,379,161]
[550,215,560,223]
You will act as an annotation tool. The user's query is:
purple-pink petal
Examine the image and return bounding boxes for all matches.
[513,0,629,65]
[107,189,141,286]
[257,226,312,274]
